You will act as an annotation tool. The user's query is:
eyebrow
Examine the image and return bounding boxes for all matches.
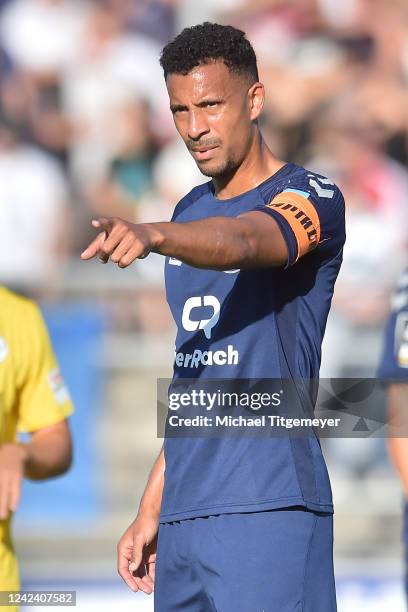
[170,98,224,113]
[170,103,188,113]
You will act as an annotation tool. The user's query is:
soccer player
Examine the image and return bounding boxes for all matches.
[378,267,408,599]
[0,287,73,611]
[81,23,345,611]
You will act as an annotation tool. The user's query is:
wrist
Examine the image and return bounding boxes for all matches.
[16,442,30,466]
[136,504,160,524]
[143,223,165,254]
[0,442,30,470]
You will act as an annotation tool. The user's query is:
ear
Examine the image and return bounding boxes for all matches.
[248,81,265,121]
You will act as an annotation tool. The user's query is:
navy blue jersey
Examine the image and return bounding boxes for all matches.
[160,162,346,522]
[378,268,408,381]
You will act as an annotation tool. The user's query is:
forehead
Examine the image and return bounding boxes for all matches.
[166,62,243,102]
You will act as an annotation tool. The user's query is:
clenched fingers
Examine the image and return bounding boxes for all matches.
[131,563,155,595]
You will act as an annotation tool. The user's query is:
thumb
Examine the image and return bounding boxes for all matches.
[92,217,113,233]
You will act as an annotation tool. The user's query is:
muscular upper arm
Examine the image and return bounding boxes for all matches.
[236,210,289,268]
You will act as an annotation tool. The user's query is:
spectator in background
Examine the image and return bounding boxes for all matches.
[0,0,86,77]
[137,138,206,227]
[350,73,408,166]
[0,0,88,163]
[359,0,408,79]
[61,0,169,188]
[88,133,206,231]
[86,98,158,221]
[0,68,72,165]
[0,115,71,287]
[310,103,408,378]
[107,0,178,45]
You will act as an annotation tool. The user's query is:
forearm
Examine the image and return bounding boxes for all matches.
[387,384,408,496]
[21,426,72,480]
[148,217,260,270]
[388,437,408,497]
[81,212,287,269]
[137,446,165,520]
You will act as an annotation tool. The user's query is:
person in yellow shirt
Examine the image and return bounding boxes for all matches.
[0,286,74,611]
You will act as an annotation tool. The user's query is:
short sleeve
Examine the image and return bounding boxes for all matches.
[254,171,346,268]
[16,303,74,433]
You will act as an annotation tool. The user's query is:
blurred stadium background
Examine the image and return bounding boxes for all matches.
[0,0,406,609]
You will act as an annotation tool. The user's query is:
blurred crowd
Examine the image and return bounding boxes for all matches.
[0,0,407,354]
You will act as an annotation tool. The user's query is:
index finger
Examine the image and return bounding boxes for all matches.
[80,231,107,261]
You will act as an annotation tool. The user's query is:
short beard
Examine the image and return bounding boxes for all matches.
[196,157,238,179]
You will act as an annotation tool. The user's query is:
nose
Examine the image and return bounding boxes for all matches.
[187,109,209,141]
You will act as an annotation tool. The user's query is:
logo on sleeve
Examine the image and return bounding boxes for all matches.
[307,174,335,199]
[48,367,71,404]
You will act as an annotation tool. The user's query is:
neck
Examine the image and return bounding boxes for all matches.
[212,130,286,200]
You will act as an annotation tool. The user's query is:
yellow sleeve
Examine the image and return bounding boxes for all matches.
[16,303,74,433]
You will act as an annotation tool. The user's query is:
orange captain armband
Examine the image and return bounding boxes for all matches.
[266,190,321,262]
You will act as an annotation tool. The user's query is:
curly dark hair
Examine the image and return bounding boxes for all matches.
[160,22,259,83]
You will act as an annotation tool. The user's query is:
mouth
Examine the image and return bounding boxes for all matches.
[190,145,219,161]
